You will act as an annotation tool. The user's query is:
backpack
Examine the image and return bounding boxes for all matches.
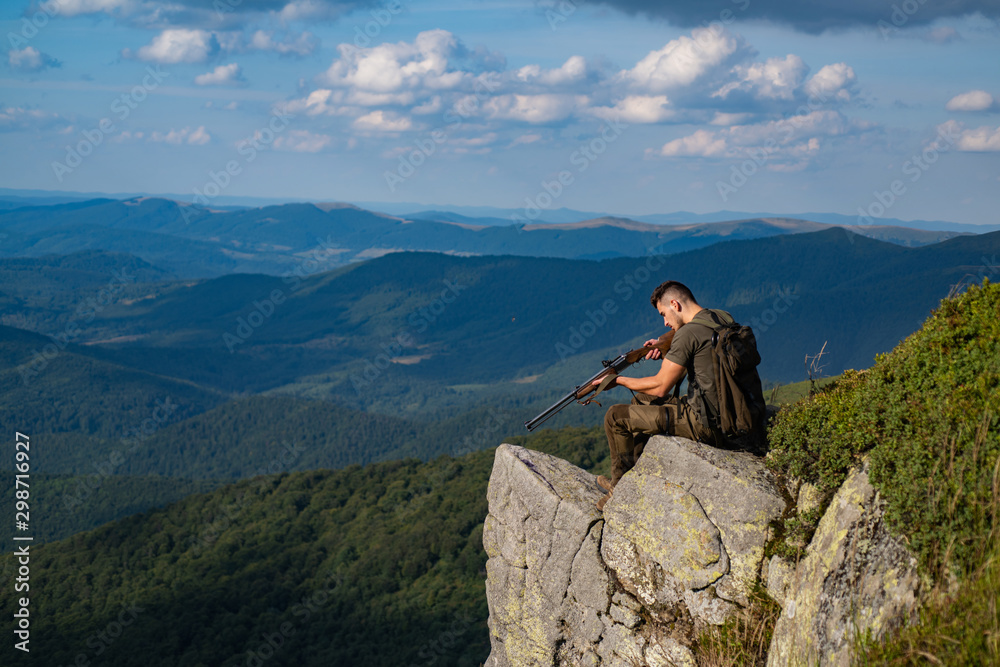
[689,310,768,452]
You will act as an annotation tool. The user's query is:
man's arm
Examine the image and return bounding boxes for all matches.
[614,358,686,397]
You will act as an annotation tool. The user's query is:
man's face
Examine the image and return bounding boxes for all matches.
[656,298,682,330]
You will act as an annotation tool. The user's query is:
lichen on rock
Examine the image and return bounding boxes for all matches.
[766,461,923,667]
[483,436,787,666]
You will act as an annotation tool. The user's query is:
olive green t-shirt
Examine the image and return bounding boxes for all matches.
[663,308,734,419]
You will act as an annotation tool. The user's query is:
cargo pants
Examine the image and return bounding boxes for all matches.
[604,392,716,486]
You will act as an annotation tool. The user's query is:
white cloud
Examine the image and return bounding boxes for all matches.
[729,110,854,145]
[515,56,589,87]
[412,96,442,114]
[945,90,996,112]
[353,110,413,132]
[149,125,211,145]
[511,133,542,146]
[479,94,588,124]
[8,47,61,72]
[0,106,68,132]
[347,90,417,106]
[602,29,857,124]
[248,30,317,57]
[803,63,856,103]
[284,89,354,116]
[273,130,333,152]
[126,28,315,65]
[322,30,473,93]
[277,0,358,22]
[938,120,1000,151]
[195,63,245,86]
[186,126,211,144]
[921,26,961,43]
[622,27,746,92]
[658,129,727,157]
[109,130,144,142]
[654,110,870,167]
[287,29,507,122]
[709,112,753,126]
[451,133,497,148]
[715,54,808,101]
[590,95,672,123]
[283,24,866,148]
[132,29,220,64]
[40,0,132,17]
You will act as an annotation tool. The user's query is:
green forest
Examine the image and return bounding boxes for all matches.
[0,427,610,666]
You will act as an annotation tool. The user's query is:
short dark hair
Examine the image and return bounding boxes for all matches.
[650,280,697,308]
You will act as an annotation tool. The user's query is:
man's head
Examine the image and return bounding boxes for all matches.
[650,280,700,330]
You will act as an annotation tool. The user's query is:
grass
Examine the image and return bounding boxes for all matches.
[694,583,782,667]
[766,375,840,406]
[854,548,1000,665]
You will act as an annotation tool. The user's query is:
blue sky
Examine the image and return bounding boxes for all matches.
[2,0,999,223]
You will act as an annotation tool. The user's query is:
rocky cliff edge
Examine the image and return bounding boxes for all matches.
[483,436,923,666]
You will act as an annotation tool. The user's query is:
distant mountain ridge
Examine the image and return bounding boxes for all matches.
[0,196,982,279]
[2,186,993,229]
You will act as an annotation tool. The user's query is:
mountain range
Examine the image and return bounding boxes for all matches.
[2,226,997,502]
[4,187,996,234]
[0,196,988,279]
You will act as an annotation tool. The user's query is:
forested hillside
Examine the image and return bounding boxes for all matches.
[0,474,221,554]
[0,428,609,666]
[6,228,997,400]
[3,229,996,502]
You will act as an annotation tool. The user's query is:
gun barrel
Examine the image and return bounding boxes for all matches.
[524,366,612,431]
[524,390,578,432]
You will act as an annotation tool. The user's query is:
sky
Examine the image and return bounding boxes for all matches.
[1,0,999,223]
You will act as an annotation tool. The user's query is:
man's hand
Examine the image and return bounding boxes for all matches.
[591,375,618,389]
[644,338,662,360]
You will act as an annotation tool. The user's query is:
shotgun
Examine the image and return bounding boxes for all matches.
[524,331,675,431]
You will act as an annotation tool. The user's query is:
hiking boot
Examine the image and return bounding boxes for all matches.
[596,475,615,492]
[596,490,613,511]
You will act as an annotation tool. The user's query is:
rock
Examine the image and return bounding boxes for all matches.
[767,462,923,667]
[483,444,609,667]
[601,435,786,629]
[797,482,826,516]
[645,637,696,667]
[766,555,794,608]
[609,601,642,629]
[483,437,788,665]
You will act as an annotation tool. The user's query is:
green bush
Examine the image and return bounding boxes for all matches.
[767,280,1000,578]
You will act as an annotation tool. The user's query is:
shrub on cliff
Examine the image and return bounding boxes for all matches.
[767,279,1000,578]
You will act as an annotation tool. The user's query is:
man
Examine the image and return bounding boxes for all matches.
[593,280,738,510]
